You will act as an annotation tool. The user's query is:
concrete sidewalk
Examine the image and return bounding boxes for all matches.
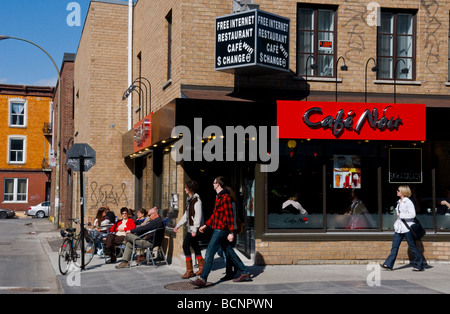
[33,218,450,294]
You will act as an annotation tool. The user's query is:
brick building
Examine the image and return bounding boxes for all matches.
[0,84,54,212]
[49,53,76,227]
[126,0,450,265]
[72,0,133,224]
[72,0,450,266]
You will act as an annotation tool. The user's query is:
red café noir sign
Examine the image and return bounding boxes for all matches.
[277,101,426,141]
[133,113,152,153]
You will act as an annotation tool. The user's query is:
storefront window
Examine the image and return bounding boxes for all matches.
[162,150,178,228]
[434,140,450,231]
[381,143,432,231]
[325,142,379,230]
[268,140,324,229]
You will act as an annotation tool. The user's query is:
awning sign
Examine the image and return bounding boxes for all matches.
[215,9,290,75]
[277,101,426,141]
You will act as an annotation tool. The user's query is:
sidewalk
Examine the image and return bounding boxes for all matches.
[33,218,450,294]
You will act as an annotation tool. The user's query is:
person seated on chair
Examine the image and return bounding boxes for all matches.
[105,207,135,264]
[132,208,150,261]
[89,207,111,254]
[115,207,165,269]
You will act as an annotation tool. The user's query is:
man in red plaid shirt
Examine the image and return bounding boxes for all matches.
[191,176,251,288]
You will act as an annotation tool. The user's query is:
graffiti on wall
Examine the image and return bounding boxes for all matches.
[89,182,130,210]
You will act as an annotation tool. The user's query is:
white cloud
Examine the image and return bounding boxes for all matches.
[0,78,8,84]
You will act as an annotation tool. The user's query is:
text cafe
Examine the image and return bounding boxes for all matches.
[264,100,446,233]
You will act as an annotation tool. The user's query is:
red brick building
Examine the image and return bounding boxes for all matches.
[0,84,54,212]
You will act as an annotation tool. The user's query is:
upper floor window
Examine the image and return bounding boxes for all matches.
[8,136,26,164]
[9,100,26,127]
[297,5,337,77]
[377,11,415,80]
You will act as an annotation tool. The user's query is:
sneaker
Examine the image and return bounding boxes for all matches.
[232,273,251,282]
[97,249,103,256]
[115,261,129,269]
[190,277,206,288]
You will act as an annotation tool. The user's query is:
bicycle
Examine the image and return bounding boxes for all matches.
[58,218,95,275]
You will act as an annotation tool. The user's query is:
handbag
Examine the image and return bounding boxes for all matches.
[401,218,426,240]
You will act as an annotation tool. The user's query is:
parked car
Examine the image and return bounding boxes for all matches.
[27,201,50,218]
[0,208,15,219]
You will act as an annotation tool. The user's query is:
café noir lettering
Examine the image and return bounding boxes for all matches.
[303,106,403,137]
[277,101,426,141]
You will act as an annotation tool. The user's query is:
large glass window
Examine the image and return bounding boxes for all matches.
[161,150,178,228]
[377,11,415,80]
[268,140,324,229]
[297,5,337,77]
[325,142,379,230]
[3,178,28,202]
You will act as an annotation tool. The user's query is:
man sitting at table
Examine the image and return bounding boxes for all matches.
[115,207,165,269]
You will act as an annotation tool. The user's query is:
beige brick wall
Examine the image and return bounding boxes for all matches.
[133,0,450,107]
[256,239,450,265]
[74,1,134,222]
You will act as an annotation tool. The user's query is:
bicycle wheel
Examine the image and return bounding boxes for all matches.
[74,234,95,267]
[58,239,72,275]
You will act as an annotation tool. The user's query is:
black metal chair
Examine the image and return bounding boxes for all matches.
[130,228,168,268]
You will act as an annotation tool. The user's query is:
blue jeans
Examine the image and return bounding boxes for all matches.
[384,232,424,270]
[200,229,249,281]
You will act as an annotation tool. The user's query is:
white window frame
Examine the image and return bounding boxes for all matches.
[3,178,28,203]
[8,98,28,128]
[7,135,27,165]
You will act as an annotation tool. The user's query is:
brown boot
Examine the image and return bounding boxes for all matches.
[181,259,194,279]
[195,257,204,276]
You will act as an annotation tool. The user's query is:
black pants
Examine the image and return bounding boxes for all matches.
[183,232,202,258]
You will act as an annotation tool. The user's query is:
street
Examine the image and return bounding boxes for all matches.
[0,216,61,294]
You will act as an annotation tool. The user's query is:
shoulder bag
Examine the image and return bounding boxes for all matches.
[401,218,426,240]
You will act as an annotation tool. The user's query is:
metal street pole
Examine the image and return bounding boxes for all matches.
[0,35,62,227]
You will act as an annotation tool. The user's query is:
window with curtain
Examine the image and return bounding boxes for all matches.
[377,11,415,80]
[10,101,26,127]
[3,178,28,202]
[297,6,336,77]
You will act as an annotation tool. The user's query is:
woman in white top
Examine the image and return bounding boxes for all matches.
[174,180,204,279]
[381,185,424,271]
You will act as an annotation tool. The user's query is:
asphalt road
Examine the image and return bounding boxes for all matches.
[0,217,61,294]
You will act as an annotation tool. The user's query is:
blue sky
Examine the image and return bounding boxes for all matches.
[0,0,118,87]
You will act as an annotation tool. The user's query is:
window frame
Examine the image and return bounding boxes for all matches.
[3,178,28,203]
[7,135,26,165]
[376,9,417,81]
[8,99,27,128]
[296,4,338,78]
